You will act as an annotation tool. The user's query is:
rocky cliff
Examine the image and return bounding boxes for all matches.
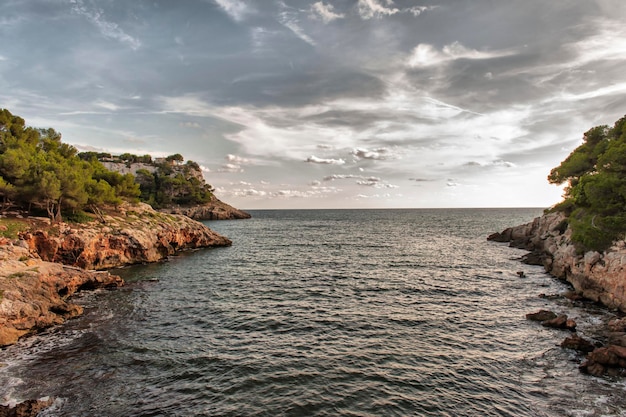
[0,203,231,347]
[0,240,123,347]
[17,203,231,271]
[488,212,626,311]
[159,195,251,220]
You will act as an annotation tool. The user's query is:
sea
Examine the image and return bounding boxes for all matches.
[1,208,626,417]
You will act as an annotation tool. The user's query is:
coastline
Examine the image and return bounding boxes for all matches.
[0,203,232,348]
[489,212,626,376]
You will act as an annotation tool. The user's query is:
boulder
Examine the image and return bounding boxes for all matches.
[581,345,626,376]
[541,315,577,331]
[526,310,557,322]
[560,334,596,353]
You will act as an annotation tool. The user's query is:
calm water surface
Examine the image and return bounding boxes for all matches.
[1,209,626,416]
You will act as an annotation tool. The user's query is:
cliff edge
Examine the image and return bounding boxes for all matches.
[488,212,626,312]
[0,203,231,347]
[159,194,251,221]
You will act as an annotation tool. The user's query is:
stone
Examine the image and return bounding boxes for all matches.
[580,345,626,376]
[526,310,557,322]
[541,315,576,331]
[0,397,54,417]
[489,212,626,312]
[560,334,595,353]
[0,203,233,347]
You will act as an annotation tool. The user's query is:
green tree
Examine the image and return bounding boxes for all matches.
[549,115,626,251]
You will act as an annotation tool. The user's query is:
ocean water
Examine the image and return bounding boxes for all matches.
[1,208,626,416]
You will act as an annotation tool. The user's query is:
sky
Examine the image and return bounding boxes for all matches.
[1,0,626,209]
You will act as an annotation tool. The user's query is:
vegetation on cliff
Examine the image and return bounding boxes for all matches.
[549,115,626,251]
[0,108,216,220]
[0,109,140,221]
[78,152,214,209]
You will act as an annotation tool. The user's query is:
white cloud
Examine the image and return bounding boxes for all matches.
[322,174,397,189]
[69,0,141,50]
[180,121,202,129]
[214,0,250,21]
[310,2,344,23]
[407,41,513,67]
[218,163,244,173]
[306,155,346,165]
[279,3,316,46]
[94,100,119,111]
[358,0,399,19]
[352,147,392,160]
[226,154,250,164]
[407,6,435,17]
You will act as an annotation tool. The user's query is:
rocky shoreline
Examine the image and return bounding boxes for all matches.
[0,203,231,347]
[489,212,626,376]
[0,203,234,414]
[159,195,251,221]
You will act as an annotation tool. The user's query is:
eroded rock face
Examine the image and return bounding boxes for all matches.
[18,203,232,270]
[0,203,232,347]
[0,243,123,347]
[489,212,626,312]
[160,195,251,220]
[0,397,55,417]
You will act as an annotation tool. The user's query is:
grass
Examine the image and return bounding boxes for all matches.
[0,218,31,239]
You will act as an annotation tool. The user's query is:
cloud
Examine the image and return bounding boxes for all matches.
[180,122,202,128]
[226,154,250,164]
[215,154,251,173]
[306,155,346,165]
[407,41,513,67]
[357,0,399,19]
[463,159,516,168]
[69,0,141,50]
[278,3,316,46]
[407,6,435,17]
[352,147,392,160]
[310,2,344,23]
[94,100,119,111]
[214,0,250,21]
[322,174,397,189]
[218,163,244,173]
[409,177,435,182]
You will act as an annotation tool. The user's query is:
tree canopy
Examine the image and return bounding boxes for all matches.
[0,108,140,221]
[549,115,626,251]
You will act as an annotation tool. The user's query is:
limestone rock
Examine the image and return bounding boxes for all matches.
[526,310,557,322]
[489,212,626,312]
[580,345,626,376]
[0,397,54,417]
[561,334,596,353]
[18,203,232,270]
[0,242,123,346]
[159,195,251,220]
